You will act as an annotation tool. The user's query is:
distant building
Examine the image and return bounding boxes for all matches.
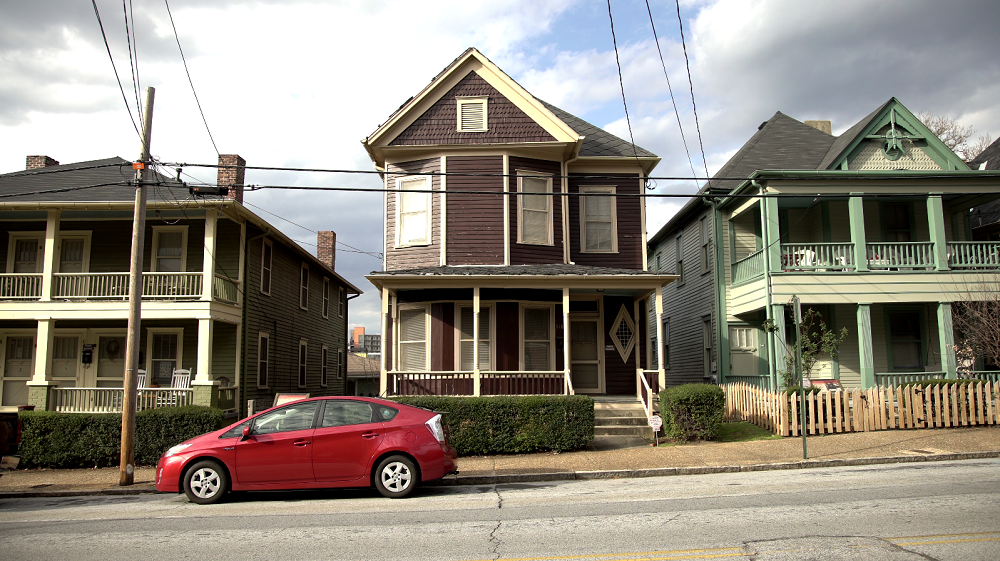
[350,326,381,357]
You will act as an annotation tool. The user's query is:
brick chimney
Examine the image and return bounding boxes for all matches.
[217,154,246,204]
[318,231,336,270]
[26,155,59,170]
[804,120,832,134]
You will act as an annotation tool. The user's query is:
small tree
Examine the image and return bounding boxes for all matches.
[917,111,992,161]
[952,275,1000,374]
[780,307,849,388]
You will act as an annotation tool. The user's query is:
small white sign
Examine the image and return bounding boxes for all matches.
[649,415,663,430]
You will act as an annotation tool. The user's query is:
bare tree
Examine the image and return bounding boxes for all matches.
[917,111,992,161]
[952,275,1000,375]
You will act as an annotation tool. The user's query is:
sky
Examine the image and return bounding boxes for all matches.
[2,0,998,332]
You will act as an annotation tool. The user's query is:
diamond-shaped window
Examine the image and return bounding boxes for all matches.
[610,305,636,362]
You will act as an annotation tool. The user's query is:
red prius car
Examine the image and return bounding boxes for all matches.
[155,396,457,504]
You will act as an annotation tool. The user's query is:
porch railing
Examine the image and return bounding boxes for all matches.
[866,242,935,270]
[389,370,570,396]
[875,371,946,387]
[217,385,238,411]
[780,243,854,271]
[0,273,42,299]
[50,272,203,299]
[636,369,658,423]
[143,273,203,298]
[731,249,765,286]
[213,274,239,304]
[49,387,194,413]
[947,242,1000,269]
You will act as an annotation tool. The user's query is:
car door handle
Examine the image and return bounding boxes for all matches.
[293,440,311,447]
[362,432,380,439]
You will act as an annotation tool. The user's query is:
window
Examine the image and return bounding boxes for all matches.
[321,345,329,387]
[703,318,713,378]
[147,330,181,386]
[398,307,428,371]
[4,336,34,378]
[339,286,346,318]
[252,401,319,435]
[260,239,273,295]
[299,264,309,310]
[655,253,661,272]
[580,186,617,252]
[339,348,346,379]
[58,233,91,273]
[320,400,375,428]
[522,307,552,371]
[610,305,636,362]
[298,339,308,387]
[884,203,913,242]
[517,171,552,245]
[459,306,491,371]
[663,319,670,369]
[151,227,187,272]
[700,217,710,273]
[7,234,43,273]
[456,96,488,132]
[888,310,923,371]
[675,235,684,285]
[396,176,432,246]
[322,278,330,319]
[257,332,269,387]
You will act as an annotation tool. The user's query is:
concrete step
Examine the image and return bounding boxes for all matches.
[595,416,650,426]
[594,425,654,437]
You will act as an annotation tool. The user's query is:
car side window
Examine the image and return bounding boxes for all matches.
[219,420,251,439]
[320,401,376,428]
[375,405,399,421]
[252,401,319,435]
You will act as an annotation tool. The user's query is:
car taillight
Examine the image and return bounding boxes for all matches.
[425,414,446,444]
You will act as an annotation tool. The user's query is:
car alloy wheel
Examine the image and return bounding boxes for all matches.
[184,460,228,505]
[375,455,416,498]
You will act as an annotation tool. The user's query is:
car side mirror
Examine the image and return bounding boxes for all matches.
[240,425,252,441]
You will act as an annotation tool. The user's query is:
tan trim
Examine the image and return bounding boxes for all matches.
[380,144,573,167]
[440,156,447,266]
[569,158,661,176]
[578,185,618,254]
[640,171,648,271]
[503,155,511,265]
[561,161,570,264]
[367,273,678,291]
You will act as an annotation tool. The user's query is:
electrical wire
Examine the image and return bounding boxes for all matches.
[241,200,383,261]
[674,0,712,190]
[123,0,142,123]
[164,0,220,155]
[606,0,646,180]
[90,0,141,140]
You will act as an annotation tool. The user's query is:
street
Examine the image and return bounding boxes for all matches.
[1,458,998,560]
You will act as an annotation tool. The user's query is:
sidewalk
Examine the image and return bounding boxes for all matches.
[1,426,998,497]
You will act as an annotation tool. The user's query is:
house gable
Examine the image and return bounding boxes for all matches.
[820,98,970,172]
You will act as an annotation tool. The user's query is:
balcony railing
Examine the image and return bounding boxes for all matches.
[2,272,235,301]
[49,387,194,413]
[731,249,765,286]
[213,274,239,304]
[947,242,1000,269]
[388,370,572,396]
[0,274,42,299]
[780,243,855,271]
[866,242,935,270]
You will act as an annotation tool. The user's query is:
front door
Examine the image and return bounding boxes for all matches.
[570,319,602,393]
[96,336,126,388]
[729,326,757,379]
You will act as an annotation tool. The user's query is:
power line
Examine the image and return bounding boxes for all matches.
[164,0,220,155]
[242,200,383,261]
[606,0,646,181]
[123,0,142,123]
[674,0,711,190]
[90,0,141,140]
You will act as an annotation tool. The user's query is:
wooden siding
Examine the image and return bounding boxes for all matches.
[509,157,564,264]
[568,174,643,268]
[446,156,504,265]
[430,302,455,371]
[214,218,242,277]
[495,302,519,370]
[386,158,441,270]
[211,321,239,382]
[389,71,556,146]
[829,201,851,242]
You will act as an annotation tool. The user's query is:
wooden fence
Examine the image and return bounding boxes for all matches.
[722,381,1000,437]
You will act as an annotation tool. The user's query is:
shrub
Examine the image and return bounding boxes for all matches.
[19,406,224,469]
[390,395,593,456]
[783,386,822,396]
[659,384,725,442]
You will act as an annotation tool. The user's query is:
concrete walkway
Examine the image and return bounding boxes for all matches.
[1,426,998,497]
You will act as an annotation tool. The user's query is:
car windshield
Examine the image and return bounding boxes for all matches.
[219,420,250,439]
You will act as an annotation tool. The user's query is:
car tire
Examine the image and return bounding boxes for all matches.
[374,455,417,498]
[183,460,228,505]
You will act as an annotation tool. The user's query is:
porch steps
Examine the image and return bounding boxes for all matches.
[593,397,655,438]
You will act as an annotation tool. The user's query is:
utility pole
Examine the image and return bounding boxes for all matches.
[120,86,154,486]
[792,295,807,460]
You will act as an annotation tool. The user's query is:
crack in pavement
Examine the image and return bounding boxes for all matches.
[488,481,503,560]
[740,534,942,560]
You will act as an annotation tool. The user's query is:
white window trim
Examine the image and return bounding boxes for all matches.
[257,331,270,389]
[144,327,184,384]
[2,331,38,381]
[338,348,346,379]
[50,331,85,383]
[516,170,553,246]
[700,216,710,273]
[55,231,93,273]
[6,232,44,273]
[519,304,556,371]
[322,277,331,319]
[455,304,494,372]
[397,304,430,371]
[339,286,346,318]
[299,263,309,311]
[320,344,329,387]
[394,175,433,248]
[298,338,308,388]
[456,96,488,132]
[260,239,273,295]
[579,186,618,253]
[150,225,188,272]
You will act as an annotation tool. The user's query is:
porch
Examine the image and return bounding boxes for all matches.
[43,383,238,414]
[0,272,239,303]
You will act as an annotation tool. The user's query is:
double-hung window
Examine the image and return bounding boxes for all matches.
[888,309,923,371]
[260,239,273,295]
[147,329,181,386]
[322,278,331,318]
[321,345,329,387]
[517,171,552,245]
[339,286,346,318]
[522,307,553,371]
[675,235,685,285]
[398,307,429,371]
[459,306,491,371]
[257,332,269,387]
[298,339,308,387]
[151,227,187,272]
[396,176,432,246]
[700,217,710,273]
[299,264,309,310]
[580,186,617,252]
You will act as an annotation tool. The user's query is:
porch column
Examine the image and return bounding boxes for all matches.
[937,302,957,379]
[857,303,875,389]
[236,221,246,306]
[762,195,781,273]
[770,303,788,388]
[202,209,217,301]
[379,288,390,396]
[927,194,950,271]
[563,288,571,394]
[40,210,60,301]
[655,286,665,390]
[473,286,481,397]
[27,319,56,410]
[195,318,214,381]
[849,194,868,272]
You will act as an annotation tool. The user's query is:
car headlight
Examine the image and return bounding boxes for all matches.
[164,443,192,457]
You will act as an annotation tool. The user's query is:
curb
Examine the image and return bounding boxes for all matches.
[1,451,997,498]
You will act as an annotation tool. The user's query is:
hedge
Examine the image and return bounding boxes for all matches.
[18,406,224,469]
[390,395,594,456]
[658,384,725,442]
[901,379,982,389]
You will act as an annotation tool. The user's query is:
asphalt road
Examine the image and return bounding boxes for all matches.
[2,459,998,560]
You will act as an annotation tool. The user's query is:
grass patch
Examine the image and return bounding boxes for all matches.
[711,421,781,443]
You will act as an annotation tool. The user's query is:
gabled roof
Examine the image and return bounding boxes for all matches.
[0,157,188,203]
[816,101,889,170]
[539,101,656,158]
[968,136,1000,170]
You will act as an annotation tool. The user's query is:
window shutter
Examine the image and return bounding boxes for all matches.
[398,308,427,371]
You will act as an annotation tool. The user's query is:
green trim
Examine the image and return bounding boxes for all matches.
[849,195,868,272]
[763,197,781,273]
[821,202,832,243]
[753,212,762,251]
[713,204,730,383]
[926,195,949,271]
[883,305,928,373]
[778,209,790,244]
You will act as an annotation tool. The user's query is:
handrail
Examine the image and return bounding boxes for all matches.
[947,241,1000,269]
[636,369,654,423]
[0,273,43,299]
[866,242,934,270]
[779,243,854,271]
[731,248,765,286]
[51,272,203,299]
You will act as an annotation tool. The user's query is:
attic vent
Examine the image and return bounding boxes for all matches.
[457,96,487,132]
